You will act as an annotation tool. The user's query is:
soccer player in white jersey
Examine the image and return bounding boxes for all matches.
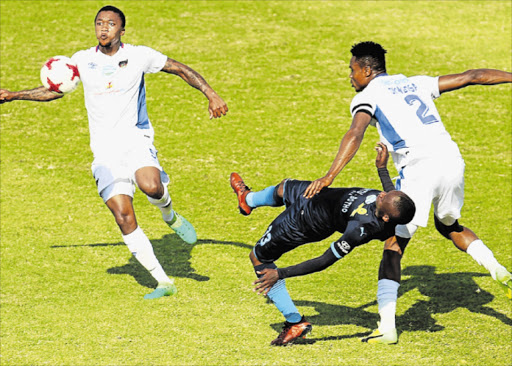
[0,6,228,299]
[303,41,512,343]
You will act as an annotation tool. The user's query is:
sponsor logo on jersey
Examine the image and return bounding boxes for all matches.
[102,64,117,76]
[88,62,98,69]
[119,60,128,68]
[336,240,351,255]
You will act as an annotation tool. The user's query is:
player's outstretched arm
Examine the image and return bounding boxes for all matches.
[161,58,228,119]
[375,142,395,192]
[0,86,63,104]
[303,111,372,199]
[253,249,339,296]
[438,69,512,94]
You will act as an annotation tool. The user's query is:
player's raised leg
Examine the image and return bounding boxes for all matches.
[444,222,512,299]
[230,173,284,216]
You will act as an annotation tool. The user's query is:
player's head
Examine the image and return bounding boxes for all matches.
[95,6,126,49]
[376,190,416,225]
[96,6,125,28]
[349,41,387,92]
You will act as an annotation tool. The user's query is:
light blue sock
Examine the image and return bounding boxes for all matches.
[254,263,301,323]
[267,279,302,323]
[246,186,277,208]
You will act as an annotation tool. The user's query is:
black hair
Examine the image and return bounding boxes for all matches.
[391,192,416,225]
[96,5,126,29]
[350,41,387,73]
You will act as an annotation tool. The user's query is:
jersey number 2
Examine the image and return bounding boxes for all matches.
[404,94,439,125]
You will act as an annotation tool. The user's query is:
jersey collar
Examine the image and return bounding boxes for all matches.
[374,72,388,79]
[95,42,124,53]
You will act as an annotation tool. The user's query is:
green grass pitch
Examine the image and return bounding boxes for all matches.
[1,1,510,365]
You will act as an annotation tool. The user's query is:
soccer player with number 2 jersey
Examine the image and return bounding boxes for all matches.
[303,41,512,344]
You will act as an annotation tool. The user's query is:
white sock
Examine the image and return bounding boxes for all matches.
[122,227,172,285]
[377,279,400,333]
[147,184,174,222]
[466,240,503,280]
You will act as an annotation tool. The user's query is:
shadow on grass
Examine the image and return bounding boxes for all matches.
[52,235,252,289]
[269,265,512,344]
[107,236,253,288]
[397,265,512,331]
[269,299,379,344]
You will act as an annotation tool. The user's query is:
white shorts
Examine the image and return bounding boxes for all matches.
[395,155,465,233]
[91,137,168,202]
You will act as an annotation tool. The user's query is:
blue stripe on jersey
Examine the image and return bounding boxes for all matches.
[375,106,406,150]
[136,74,150,129]
[330,242,343,259]
[396,169,405,190]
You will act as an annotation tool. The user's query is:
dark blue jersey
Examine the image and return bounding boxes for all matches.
[254,180,396,264]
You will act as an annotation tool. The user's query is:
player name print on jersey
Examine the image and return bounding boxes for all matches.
[341,188,371,213]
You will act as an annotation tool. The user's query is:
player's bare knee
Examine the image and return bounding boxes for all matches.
[276,180,287,198]
[115,213,135,227]
[112,210,137,233]
[383,236,409,256]
[383,237,400,252]
[140,181,164,199]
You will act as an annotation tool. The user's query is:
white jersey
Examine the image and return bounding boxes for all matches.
[350,73,461,171]
[72,43,167,160]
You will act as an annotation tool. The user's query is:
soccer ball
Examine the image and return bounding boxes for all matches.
[40,56,81,94]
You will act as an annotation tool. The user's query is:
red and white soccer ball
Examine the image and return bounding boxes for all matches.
[40,56,81,94]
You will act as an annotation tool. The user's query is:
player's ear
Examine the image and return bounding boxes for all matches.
[382,214,390,223]
[120,29,125,36]
[364,65,372,77]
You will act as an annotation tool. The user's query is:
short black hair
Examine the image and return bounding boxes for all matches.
[350,41,387,73]
[391,192,416,225]
[96,5,126,29]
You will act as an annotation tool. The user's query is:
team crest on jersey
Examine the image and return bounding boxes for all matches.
[119,60,128,68]
[106,82,113,89]
[88,62,98,69]
[365,195,377,204]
